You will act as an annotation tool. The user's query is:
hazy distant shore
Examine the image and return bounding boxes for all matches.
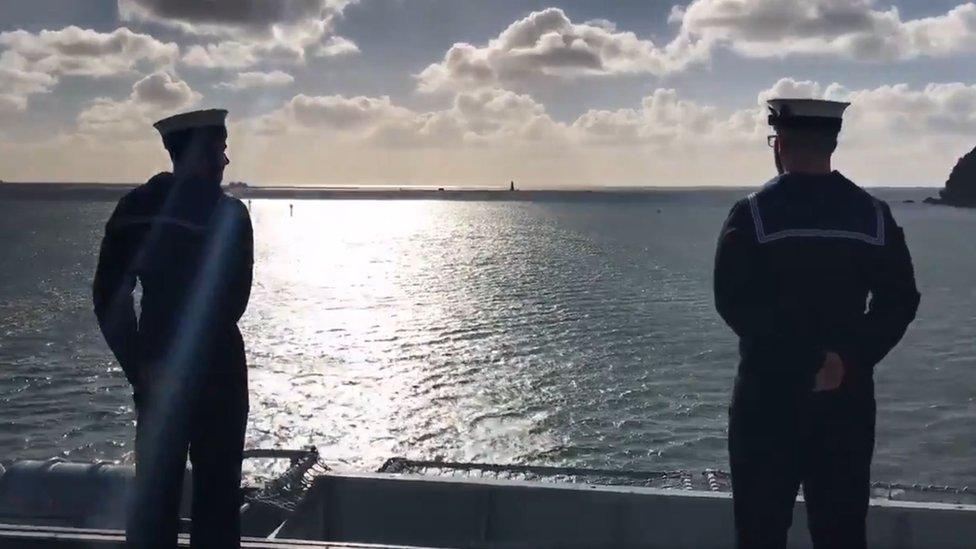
[0,182,937,202]
[0,181,744,202]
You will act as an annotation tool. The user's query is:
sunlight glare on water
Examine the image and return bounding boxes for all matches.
[243,200,559,469]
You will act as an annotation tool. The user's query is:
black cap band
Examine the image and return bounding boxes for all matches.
[768,114,842,132]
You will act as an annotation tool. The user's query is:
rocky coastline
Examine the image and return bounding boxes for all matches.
[925,146,976,207]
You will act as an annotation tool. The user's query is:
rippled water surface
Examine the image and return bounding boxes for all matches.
[1,190,974,485]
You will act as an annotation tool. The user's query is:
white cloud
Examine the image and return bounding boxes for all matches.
[9,68,975,187]
[418,2,976,92]
[246,87,568,147]
[441,88,567,144]
[0,26,178,111]
[316,35,359,57]
[119,0,359,69]
[0,65,57,113]
[216,70,295,90]
[0,95,27,114]
[756,77,828,105]
[132,70,200,107]
[180,20,352,68]
[830,81,976,136]
[0,26,178,77]
[674,0,976,61]
[416,7,709,92]
[77,71,201,137]
[746,77,976,138]
[561,77,976,184]
[571,88,721,145]
[182,41,258,69]
[118,0,355,36]
[283,93,412,130]
[225,85,763,185]
[261,81,955,155]
[245,93,415,137]
[748,77,976,183]
[571,108,647,144]
[453,88,545,131]
[0,65,56,96]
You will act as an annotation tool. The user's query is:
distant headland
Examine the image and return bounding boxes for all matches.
[925,146,976,207]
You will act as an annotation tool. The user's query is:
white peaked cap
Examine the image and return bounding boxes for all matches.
[767,99,849,130]
[153,109,228,137]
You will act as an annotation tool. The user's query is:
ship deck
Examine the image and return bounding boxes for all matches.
[3,452,975,548]
[0,524,440,549]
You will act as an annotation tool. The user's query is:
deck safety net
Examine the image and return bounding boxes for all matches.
[377,457,976,506]
[243,448,329,512]
[239,449,976,510]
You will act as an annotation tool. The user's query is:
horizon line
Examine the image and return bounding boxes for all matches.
[0,181,943,191]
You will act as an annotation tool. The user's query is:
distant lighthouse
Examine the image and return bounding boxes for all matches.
[509,181,516,192]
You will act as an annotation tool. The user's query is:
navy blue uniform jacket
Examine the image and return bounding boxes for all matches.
[93,172,253,391]
[714,171,920,402]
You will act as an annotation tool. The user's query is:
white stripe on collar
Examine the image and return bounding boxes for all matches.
[747,192,885,246]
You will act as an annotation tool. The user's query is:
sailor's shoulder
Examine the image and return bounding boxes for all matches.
[111,181,157,217]
[723,196,757,231]
[857,187,889,209]
[218,193,249,215]
[839,179,892,218]
[740,176,785,218]
[750,174,786,198]
[216,194,252,228]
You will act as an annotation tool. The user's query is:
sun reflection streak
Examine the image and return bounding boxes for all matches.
[242,199,504,470]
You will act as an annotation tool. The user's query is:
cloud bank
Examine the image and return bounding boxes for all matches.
[119,0,359,68]
[675,0,976,61]
[417,7,708,92]
[419,2,976,92]
[0,26,178,111]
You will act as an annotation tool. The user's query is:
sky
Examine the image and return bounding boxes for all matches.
[2,0,976,187]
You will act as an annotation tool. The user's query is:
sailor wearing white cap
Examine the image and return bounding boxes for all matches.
[154,108,230,181]
[153,108,228,135]
[767,98,849,128]
[714,99,920,548]
[93,109,252,547]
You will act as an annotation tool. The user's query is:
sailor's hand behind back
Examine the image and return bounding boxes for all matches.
[813,351,845,392]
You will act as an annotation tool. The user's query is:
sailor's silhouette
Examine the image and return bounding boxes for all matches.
[714,99,920,548]
[93,109,253,547]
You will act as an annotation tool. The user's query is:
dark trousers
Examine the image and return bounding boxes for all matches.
[127,379,248,548]
[729,389,876,549]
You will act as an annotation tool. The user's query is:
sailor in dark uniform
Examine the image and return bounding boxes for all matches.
[714,99,920,548]
[93,109,253,548]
